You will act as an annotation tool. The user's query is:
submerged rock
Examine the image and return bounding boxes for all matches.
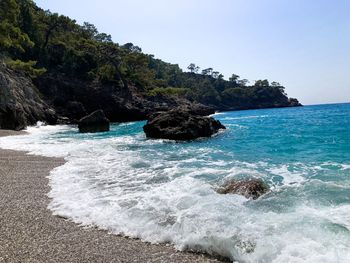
[217,178,269,199]
[78,110,110,133]
[143,108,226,140]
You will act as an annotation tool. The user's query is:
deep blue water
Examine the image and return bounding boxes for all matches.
[1,103,350,262]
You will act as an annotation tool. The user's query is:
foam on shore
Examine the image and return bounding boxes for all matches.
[1,104,350,262]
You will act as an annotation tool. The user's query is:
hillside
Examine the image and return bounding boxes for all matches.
[0,0,300,130]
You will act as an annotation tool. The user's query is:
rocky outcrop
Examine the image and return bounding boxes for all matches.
[35,72,215,124]
[78,110,110,133]
[288,98,302,107]
[143,108,225,140]
[217,178,269,199]
[0,62,56,130]
[0,64,300,131]
[0,66,215,130]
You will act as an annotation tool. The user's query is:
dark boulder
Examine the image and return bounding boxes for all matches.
[217,178,269,199]
[78,110,110,133]
[143,108,225,140]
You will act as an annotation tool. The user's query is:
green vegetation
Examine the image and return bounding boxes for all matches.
[6,59,46,78]
[0,0,299,110]
[0,0,33,53]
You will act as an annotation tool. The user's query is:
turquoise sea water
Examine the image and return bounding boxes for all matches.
[1,103,350,262]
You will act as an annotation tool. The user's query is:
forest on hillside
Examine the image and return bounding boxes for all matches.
[0,0,300,114]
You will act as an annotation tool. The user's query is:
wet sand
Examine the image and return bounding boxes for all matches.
[0,130,223,263]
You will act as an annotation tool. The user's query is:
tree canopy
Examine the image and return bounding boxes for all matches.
[0,0,298,110]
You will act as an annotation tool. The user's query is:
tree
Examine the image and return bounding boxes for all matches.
[82,22,98,38]
[0,0,33,53]
[271,81,286,95]
[121,52,155,89]
[271,81,281,87]
[187,63,199,73]
[201,67,213,76]
[0,0,295,114]
[40,11,74,49]
[18,0,35,40]
[195,79,220,104]
[229,74,240,83]
[94,33,112,43]
[97,42,122,68]
[254,79,269,87]
[222,87,247,105]
[122,42,142,53]
[97,64,118,83]
[237,79,249,87]
[212,71,220,79]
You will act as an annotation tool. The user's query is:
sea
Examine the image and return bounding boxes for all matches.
[1,103,350,262]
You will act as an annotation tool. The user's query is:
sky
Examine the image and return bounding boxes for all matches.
[34,0,350,105]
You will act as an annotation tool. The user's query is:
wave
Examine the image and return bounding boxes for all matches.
[1,124,350,262]
[221,115,268,121]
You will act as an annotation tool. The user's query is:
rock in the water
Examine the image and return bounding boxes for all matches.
[143,108,226,140]
[217,178,269,199]
[78,110,110,133]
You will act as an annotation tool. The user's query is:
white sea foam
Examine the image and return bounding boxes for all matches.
[1,125,350,262]
[209,112,225,117]
[320,162,350,171]
[222,115,268,121]
[268,165,307,186]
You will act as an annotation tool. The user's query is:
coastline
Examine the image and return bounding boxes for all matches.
[0,130,223,263]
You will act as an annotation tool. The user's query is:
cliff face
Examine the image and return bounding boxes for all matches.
[0,62,300,131]
[0,62,56,130]
[0,64,214,130]
[34,72,214,124]
[0,62,301,131]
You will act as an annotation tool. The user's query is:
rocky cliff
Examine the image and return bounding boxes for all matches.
[0,62,56,130]
[0,0,301,130]
[0,65,214,129]
[34,71,214,124]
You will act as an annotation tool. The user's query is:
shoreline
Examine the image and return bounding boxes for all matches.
[0,130,223,263]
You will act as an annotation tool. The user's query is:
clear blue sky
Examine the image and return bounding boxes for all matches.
[34,0,350,105]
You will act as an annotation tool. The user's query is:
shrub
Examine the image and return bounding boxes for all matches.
[6,59,46,78]
[97,64,118,82]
